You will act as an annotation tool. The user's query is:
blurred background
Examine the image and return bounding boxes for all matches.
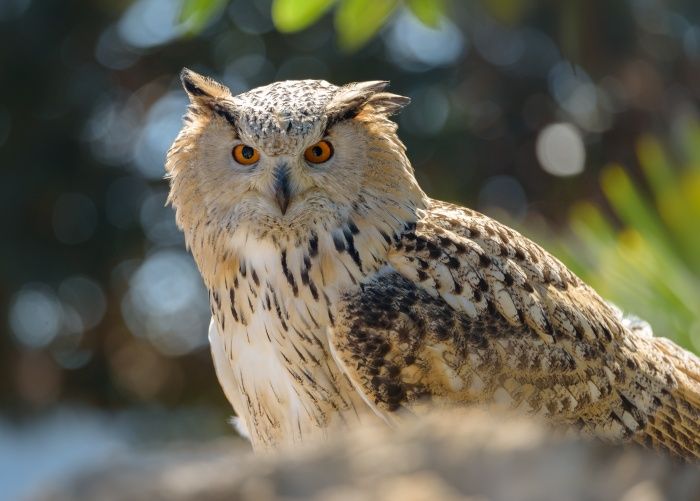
[2,0,700,497]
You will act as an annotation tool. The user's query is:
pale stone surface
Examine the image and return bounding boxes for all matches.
[32,410,699,501]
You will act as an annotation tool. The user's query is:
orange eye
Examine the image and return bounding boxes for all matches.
[304,140,333,164]
[232,144,260,165]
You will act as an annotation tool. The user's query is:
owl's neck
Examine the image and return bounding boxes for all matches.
[192,166,428,289]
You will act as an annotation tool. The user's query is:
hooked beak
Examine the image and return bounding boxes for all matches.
[273,164,291,215]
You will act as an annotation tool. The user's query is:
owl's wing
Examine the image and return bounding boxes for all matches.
[329,200,700,459]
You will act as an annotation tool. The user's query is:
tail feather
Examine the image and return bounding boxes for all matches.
[633,336,700,460]
[654,337,700,401]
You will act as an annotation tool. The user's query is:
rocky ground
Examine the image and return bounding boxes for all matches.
[32,409,699,501]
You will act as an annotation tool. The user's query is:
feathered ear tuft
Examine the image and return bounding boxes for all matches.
[180,68,232,104]
[326,81,410,125]
[364,92,411,116]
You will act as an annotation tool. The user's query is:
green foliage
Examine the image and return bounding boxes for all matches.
[271,0,336,32]
[553,125,700,353]
[178,0,588,57]
[269,0,448,50]
[179,0,227,34]
[181,0,425,49]
[335,0,399,50]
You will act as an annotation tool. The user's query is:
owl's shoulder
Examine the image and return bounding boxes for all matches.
[381,198,622,345]
[412,199,579,289]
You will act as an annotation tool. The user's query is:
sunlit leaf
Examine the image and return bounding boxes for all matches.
[682,172,700,216]
[335,0,398,51]
[600,164,670,247]
[636,135,674,196]
[406,0,445,27]
[271,0,336,32]
[569,201,616,245]
[179,0,227,34]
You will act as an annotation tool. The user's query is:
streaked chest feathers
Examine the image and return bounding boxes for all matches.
[208,218,400,448]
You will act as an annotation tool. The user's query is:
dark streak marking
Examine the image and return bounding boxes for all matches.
[280,249,298,296]
[301,368,317,386]
[347,220,360,235]
[214,106,237,127]
[305,304,320,328]
[343,228,362,269]
[229,289,239,321]
[333,233,346,252]
[309,234,319,257]
[291,343,307,364]
[308,279,319,300]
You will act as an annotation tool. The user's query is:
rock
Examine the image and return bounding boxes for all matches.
[32,409,699,501]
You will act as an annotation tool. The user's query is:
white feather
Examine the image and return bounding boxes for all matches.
[209,318,250,440]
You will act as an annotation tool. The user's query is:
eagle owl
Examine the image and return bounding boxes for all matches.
[166,69,700,459]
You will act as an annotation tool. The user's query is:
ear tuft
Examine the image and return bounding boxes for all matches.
[181,68,208,97]
[180,68,232,103]
[326,80,409,125]
[365,92,411,116]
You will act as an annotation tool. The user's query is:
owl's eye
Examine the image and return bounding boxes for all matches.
[232,144,260,165]
[304,140,333,164]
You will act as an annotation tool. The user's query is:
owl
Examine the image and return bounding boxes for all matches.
[166,69,700,459]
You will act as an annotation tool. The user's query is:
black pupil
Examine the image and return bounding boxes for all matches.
[241,146,254,159]
[312,146,323,157]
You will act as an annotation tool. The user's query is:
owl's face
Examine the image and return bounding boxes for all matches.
[166,69,425,259]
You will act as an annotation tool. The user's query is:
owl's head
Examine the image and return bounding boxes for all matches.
[166,69,426,265]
